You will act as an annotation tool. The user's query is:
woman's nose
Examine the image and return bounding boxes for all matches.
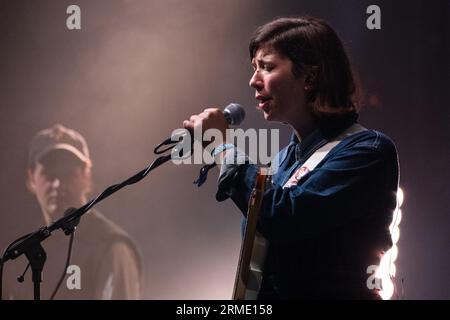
[249,71,263,90]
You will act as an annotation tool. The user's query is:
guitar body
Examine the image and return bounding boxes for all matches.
[233,169,270,300]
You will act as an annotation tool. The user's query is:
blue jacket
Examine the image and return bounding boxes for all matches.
[217,115,399,299]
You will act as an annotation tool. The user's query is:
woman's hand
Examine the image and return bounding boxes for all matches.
[183,108,229,145]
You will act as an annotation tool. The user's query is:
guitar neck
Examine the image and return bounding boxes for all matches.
[233,169,270,300]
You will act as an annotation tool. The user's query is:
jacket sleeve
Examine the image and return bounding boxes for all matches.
[217,132,399,243]
[215,146,259,214]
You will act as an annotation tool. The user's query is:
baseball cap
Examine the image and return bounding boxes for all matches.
[28,124,92,167]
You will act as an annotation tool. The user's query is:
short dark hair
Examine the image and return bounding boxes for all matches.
[249,16,361,117]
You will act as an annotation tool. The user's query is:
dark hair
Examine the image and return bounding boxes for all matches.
[249,16,361,117]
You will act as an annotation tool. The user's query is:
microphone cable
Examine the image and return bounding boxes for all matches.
[49,232,75,300]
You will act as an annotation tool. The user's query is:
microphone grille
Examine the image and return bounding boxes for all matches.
[223,103,245,125]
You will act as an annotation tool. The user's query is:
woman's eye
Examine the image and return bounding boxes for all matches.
[252,63,274,72]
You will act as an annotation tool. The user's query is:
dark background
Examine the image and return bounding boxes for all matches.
[0,0,448,299]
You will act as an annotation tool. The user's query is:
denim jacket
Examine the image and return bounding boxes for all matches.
[217,116,399,299]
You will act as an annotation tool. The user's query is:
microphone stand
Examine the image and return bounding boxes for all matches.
[0,149,173,300]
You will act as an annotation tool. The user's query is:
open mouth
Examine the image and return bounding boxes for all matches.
[256,95,272,110]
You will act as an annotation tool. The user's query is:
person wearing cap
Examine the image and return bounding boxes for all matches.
[27,124,94,227]
[8,124,142,300]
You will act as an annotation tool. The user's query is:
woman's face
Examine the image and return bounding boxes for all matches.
[249,46,311,128]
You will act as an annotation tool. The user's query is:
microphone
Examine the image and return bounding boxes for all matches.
[222,103,246,126]
[155,103,245,152]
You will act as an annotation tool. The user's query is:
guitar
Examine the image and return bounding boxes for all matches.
[232,168,271,300]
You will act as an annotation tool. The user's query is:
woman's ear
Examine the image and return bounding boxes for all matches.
[304,66,319,90]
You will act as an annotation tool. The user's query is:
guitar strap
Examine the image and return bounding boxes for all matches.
[283,123,367,188]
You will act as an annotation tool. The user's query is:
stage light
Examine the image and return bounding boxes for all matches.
[377,187,404,300]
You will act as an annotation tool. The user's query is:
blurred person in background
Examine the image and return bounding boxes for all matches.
[4,124,142,300]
